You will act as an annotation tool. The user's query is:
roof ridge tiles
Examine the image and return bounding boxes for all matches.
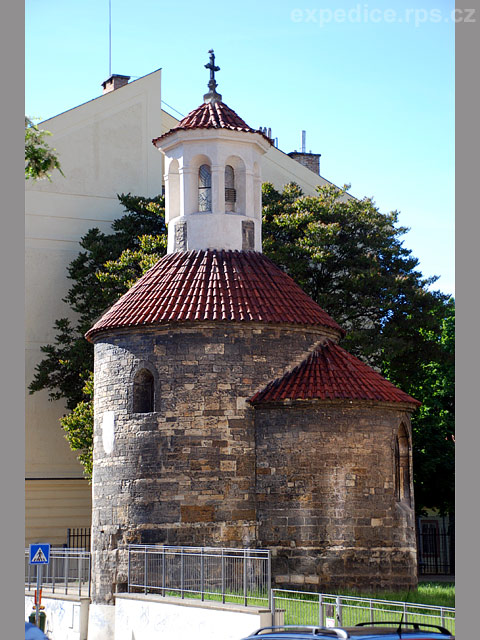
[85,250,345,340]
[249,339,420,406]
[152,100,273,146]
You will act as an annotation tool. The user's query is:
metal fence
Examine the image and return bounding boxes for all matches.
[128,544,271,607]
[272,589,455,635]
[25,548,91,597]
[417,531,454,575]
[67,527,91,550]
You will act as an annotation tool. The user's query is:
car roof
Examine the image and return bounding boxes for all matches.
[241,625,453,640]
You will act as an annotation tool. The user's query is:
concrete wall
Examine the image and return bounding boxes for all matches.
[262,146,335,197]
[113,594,272,640]
[25,479,92,546]
[25,593,278,640]
[25,593,90,640]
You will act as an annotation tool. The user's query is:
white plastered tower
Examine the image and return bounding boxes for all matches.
[153,51,271,254]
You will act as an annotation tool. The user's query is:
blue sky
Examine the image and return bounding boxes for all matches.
[25,0,455,295]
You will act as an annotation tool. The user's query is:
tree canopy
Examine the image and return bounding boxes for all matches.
[25,117,64,181]
[29,184,454,515]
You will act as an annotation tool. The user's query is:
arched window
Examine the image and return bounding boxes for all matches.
[133,369,155,413]
[198,164,212,212]
[225,165,236,212]
[395,424,411,505]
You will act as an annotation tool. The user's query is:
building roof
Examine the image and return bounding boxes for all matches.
[249,339,420,407]
[85,250,344,341]
[152,100,272,145]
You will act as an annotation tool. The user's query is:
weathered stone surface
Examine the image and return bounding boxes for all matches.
[90,321,417,603]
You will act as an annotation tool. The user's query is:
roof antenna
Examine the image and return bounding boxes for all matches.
[108,0,112,76]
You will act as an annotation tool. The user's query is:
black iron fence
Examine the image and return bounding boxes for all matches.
[417,530,454,575]
[66,527,91,550]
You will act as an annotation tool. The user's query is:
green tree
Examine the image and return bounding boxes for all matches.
[29,194,166,478]
[60,373,94,479]
[30,183,454,511]
[387,298,455,516]
[28,193,166,410]
[25,116,64,181]
[262,183,449,380]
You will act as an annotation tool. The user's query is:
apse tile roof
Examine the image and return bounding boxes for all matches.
[152,100,272,145]
[85,250,344,341]
[249,340,420,407]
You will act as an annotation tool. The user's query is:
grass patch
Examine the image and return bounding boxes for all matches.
[315,583,455,609]
[273,585,455,635]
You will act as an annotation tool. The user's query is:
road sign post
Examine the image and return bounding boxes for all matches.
[36,565,42,627]
[29,544,50,628]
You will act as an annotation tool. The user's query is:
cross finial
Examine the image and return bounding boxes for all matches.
[203,49,222,104]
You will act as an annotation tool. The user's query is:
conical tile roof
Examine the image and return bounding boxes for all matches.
[85,250,344,342]
[152,100,272,146]
[249,339,420,406]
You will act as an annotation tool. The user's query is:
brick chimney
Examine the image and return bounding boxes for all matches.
[288,151,321,175]
[288,131,321,175]
[101,74,131,94]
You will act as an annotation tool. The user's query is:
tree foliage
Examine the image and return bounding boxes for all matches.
[262,183,449,382]
[387,298,455,515]
[25,117,64,181]
[28,193,166,409]
[30,185,454,513]
[60,373,94,479]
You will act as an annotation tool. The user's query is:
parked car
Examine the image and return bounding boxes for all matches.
[239,622,454,639]
[25,622,49,639]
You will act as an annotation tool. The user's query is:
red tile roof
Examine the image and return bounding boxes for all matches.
[152,100,272,145]
[85,250,344,341]
[249,340,420,407]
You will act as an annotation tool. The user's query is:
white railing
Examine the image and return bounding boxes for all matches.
[271,589,455,635]
[25,548,91,598]
[128,544,271,607]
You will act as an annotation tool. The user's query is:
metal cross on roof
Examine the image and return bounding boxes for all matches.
[203,49,222,103]
[205,49,220,91]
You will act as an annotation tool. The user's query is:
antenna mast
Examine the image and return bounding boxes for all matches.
[108,0,112,76]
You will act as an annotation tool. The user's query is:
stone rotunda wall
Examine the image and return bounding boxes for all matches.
[254,403,417,591]
[91,321,335,604]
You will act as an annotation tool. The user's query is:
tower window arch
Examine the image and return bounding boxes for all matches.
[133,368,155,413]
[225,164,236,212]
[198,164,212,212]
[394,423,411,505]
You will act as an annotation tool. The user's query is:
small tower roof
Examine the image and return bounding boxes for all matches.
[85,250,344,342]
[249,339,421,407]
[152,100,272,146]
[153,49,272,147]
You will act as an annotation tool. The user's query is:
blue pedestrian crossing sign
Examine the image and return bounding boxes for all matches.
[29,543,50,565]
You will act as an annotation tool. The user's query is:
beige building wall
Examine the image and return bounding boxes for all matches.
[25,69,172,544]
[261,145,333,196]
[25,69,341,544]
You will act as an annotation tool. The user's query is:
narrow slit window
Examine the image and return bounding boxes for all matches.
[395,424,411,505]
[133,369,155,413]
[198,164,212,211]
[225,165,236,212]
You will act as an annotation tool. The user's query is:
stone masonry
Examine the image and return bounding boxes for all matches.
[91,321,337,603]
[254,402,416,591]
